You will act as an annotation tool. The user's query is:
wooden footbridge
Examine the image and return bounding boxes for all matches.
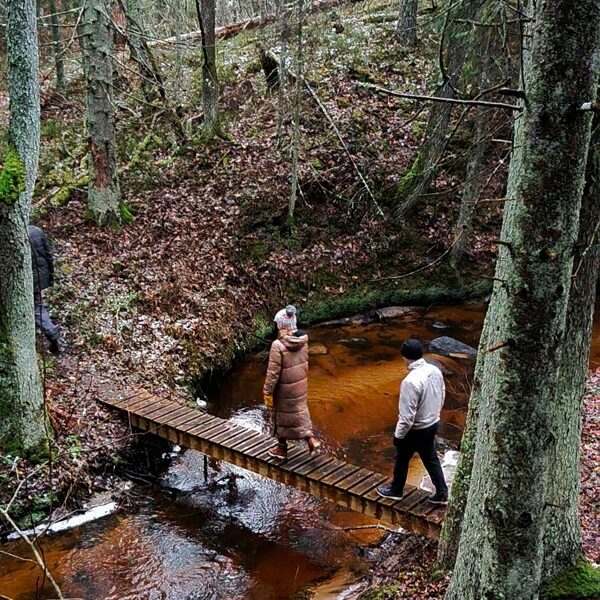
[101,389,445,538]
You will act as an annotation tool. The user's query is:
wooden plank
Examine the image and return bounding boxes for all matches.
[118,395,164,415]
[335,468,374,492]
[188,420,224,438]
[105,390,145,409]
[347,473,388,497]
[233,433,271,454]
[408,493,437,518]
[427,506,446,524]
[320,463,361,487]
[293,454,335,476]
[223,429,262,450]
[208,425,248,445]
[245,437,278,458]
[141,403,181,421]
[279,450,317,473]
[178,413,218,432]
[159,406,195,426]
[396,487,425,511]
[306,459,347,482]
[167,411,205,430]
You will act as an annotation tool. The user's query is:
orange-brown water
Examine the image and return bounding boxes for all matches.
[2,302,599,599]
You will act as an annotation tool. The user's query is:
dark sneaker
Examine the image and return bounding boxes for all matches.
[268,445,288,460]
[427,492,448,505]
[377,485,403,501]
[49,339,62,355]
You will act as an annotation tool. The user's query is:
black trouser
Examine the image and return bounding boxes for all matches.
[391,422,448,496]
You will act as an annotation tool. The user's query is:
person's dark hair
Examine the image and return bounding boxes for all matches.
[401,339,423,360]
[293,329,307,337]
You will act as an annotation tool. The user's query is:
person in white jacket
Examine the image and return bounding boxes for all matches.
[377,339,448,504]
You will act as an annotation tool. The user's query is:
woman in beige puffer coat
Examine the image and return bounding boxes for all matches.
[263,330,321,459]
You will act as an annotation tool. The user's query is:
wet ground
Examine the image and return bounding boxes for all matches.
[2,302,599,599]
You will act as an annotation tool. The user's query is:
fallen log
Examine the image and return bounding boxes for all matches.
[149,0,364,47]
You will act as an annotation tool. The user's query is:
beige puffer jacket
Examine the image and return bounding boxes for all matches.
[263,333,313,440]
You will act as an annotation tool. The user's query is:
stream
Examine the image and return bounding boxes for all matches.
[2,302,599,599]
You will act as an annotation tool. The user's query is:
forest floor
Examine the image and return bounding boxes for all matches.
[0,0,597,597]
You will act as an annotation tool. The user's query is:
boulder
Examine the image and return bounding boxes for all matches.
[428,336,477,358]
[374,306,416,320]
[432,321,450,331]
[309,342,329,355]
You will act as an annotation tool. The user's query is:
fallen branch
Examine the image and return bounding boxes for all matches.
[355,81,522,111]
[0,509,65,599]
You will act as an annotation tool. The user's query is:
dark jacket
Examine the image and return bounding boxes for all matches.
[263,333,313,440]
[28,225,54,292]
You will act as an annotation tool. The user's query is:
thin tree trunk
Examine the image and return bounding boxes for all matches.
[445,1,599,597]
[81,0,122,225]
[288,0,305,226]
[542,117,600,583]
[393,0,485,222]
[118,0,186,141]
[0,0,48,455]
[395,0,418,46]
[196,0,220,134]
[49,0,66,95]
[450,27,494,269]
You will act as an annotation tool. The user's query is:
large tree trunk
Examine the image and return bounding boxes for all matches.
[81,0,122,225]
[541,117,600,583]
[395,0,418,46]
[393,0,485,222]
[0,0,48,455]
[196,0,220,134]
[445,2,599,598]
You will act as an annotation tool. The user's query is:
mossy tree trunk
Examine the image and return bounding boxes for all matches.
[438,1,534,568]
[81,0,122,225]
[395,0,418,46]
[393,0,485,222]
[0,0,49,456]
[445,2,599,597]
[541,116,600,584]
[195,0,220,134]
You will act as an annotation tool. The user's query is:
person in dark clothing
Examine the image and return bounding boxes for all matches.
[377,339,448,504]
[28,225,61,354]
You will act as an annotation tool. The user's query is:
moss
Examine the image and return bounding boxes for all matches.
[0,147,26,206]
[299,280,491,326]
[544,561,600,599]
[393,150,424,202]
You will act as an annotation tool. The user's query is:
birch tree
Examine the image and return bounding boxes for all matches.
[445,1,600,597]
[0,0,48,455]
[81,0,122,225]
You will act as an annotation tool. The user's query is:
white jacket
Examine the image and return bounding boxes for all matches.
[395,359,445,439]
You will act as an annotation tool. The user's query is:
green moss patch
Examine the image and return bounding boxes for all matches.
[544,561,600,599]
[0,147,26,206]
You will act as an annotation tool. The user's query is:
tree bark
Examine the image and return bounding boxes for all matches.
[445,2,600,598]
[195,0,220,134]
[395,0,418,46]
[541,117,600,583]
[393,0,485,222]
[81,0,122,225]
[0,0,48,455]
